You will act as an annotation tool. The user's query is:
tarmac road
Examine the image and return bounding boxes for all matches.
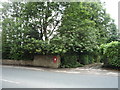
[1,65,118,88]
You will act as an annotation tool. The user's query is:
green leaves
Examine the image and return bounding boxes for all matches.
[100,41,120,68]
[61,54,83,68]
[2,1,118,65]
[58,2,100,53]
[2,2,68,59]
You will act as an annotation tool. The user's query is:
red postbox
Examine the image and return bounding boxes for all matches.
[53,56,57,63]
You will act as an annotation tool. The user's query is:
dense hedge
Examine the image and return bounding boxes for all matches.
[100,41,120,68]
[79,54,95,65]
[61,54,83,68]
[60,51,101,68]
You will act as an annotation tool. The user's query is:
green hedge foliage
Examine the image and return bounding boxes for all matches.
[100,41,120,68]
[79,54,95,65]
[79,52,101,65]
[61,54,83,68]
[60,52,101,68]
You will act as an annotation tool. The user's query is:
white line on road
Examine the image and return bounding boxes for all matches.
[0,79,21,84]
[2,65,44,71]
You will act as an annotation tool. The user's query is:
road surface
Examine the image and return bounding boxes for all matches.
[1,65,118,88]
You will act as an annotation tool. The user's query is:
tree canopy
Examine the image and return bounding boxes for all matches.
[1,2,118,60]
[53,2,117,53]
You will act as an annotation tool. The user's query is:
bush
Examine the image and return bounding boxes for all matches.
[100,41,120,68]
[61,54,83,68]
[79,53,95,65]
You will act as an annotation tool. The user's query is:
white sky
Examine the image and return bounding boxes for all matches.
[0,0,119,26]
[101,0,119,28]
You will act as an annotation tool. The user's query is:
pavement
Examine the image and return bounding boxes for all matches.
[1,65,119,88]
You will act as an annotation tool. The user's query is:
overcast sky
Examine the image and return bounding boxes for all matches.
[0,0,119,27]
[101,0,119,28]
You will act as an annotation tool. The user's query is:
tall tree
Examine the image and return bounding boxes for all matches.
[107,20,118,42]
[19,2,67,41]
[57,2,115,53]
[1,2,68,59]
